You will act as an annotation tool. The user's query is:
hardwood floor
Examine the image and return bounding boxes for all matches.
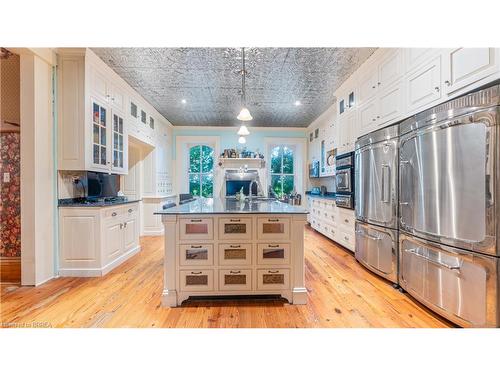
[0,226,452,328]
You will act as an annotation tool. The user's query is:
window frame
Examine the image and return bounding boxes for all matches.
[188,144,214,198]
[269,145,296,198]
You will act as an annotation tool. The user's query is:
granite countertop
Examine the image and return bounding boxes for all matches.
[155,198,309,215]
[305,191,336,200]
[58,198,142,208]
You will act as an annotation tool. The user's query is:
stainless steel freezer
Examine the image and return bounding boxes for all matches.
[398,83,500,327]
[355,123,400,283]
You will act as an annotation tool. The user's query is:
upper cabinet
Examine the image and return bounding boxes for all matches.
[333,47,500,141]
[443,48,499,95]
[58,48,172,175]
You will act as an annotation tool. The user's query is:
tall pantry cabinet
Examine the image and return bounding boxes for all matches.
[57,48,128,174]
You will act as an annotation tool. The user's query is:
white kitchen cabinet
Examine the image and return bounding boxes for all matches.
[338,110,357,153]
[357,68,379,107]
[358,98,379,136]
[58,202,141,276]
[406,55,442,112]
[58,49,129,175]
[443,48,499,95]
[378,49,404,90]
[378,80,404,126]
[405,48,438,73]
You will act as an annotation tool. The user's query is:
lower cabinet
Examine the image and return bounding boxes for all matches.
[307,196,355,252]
[219,269,252,291]
[180,270,214,292]
[58,202,141,276]
[257,269,290,290]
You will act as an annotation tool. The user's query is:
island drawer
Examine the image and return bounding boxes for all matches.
[180,270,214,291]
[179,244,214,266]
[257,217,290,240]
[257,269,290,290]
[219,243,252,266]
[257,243,290,265]
[218,269,252,291]
[179,218,213,240]
[218,217,252,240]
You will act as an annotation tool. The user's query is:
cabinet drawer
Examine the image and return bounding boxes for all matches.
[103,207,125,220]
[180,218,213,240]
[257,217,290,240]
[180,270,214,292]
[338,210,355,232]
[257,243,290,265]
[218,269,252,291]
[219,243,252,266]
[335,229,355,250]
[218,217,252,240]
[179,244,214,266]
[257,269,290,290]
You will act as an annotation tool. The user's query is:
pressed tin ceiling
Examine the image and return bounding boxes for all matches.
[91,48,376,127]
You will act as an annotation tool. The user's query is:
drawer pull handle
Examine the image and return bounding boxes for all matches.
[267,244,280,248]
[229,245,241,248]
[229,219,241,222]
[128,208,133,213]
[267,219,279,222]
[229,270,241,274]
[404,248,461,271]
[190,245,202,249]
[344,236,349,241]
[268,270,280,274]
[190,219,202,223]
[112,212,117,217]
[344,219,349,223]
[190,271,203,275]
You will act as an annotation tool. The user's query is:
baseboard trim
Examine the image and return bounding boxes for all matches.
[142,228,164,236]
[58,245,141,277]
[0,257,21,283]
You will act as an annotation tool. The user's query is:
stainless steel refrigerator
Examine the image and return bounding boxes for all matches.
[398,84,500,327]
[354,123,400,284]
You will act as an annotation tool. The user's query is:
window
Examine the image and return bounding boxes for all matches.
[189,145,214,197]
[270,146,294,198]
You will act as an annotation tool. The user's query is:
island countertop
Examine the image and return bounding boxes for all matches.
[155,198,309,215]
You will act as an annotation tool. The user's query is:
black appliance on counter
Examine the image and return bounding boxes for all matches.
[87,171,120,199]
[335,151,355,209]
[309,160,320,178]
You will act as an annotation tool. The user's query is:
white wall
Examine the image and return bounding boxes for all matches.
[19,49,56,286]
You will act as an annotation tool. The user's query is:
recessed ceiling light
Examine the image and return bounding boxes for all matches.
[294,100,301,106]
[181,99,187,104]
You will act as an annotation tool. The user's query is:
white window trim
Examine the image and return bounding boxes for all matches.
[264,137,307,202]
[175,135,220,197]
[188,145,214,197]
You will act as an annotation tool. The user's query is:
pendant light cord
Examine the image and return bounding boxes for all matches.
[241,47,246,106]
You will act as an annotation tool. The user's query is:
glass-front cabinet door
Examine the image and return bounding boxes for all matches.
[92,100,109,169]
[112,111,126,172]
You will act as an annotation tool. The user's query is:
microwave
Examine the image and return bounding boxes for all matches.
[309,160,320,178]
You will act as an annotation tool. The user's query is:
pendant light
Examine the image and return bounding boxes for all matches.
[237,47,253,122]
[237,125,250,136]
[238,136,247,144]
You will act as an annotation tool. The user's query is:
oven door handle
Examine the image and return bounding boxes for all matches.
[404,248,462,271]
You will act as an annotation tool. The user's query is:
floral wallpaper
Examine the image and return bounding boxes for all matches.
[0,132,21,257]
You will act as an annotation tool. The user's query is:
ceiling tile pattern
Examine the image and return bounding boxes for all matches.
[92,48,376,127]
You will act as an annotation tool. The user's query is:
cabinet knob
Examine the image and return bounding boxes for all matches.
[112,212,117,217]
[119,223,123,229]
[434,86,440,92]
[372,85,376,89]
[128,208,133,213]
[377,82,381,86]
[445,80,451,86]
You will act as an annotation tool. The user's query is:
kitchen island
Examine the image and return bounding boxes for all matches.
[155,198,308,306]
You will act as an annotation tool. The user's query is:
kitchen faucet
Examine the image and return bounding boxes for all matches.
[249,179,260,202]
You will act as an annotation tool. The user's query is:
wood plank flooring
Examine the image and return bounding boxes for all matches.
[0,226,453,328]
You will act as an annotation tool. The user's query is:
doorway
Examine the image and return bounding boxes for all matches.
[0,48,21,283]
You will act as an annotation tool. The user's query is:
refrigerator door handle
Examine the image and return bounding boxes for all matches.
[381,164,390,203]
[355,229,382,241]
[404,248,462,272]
